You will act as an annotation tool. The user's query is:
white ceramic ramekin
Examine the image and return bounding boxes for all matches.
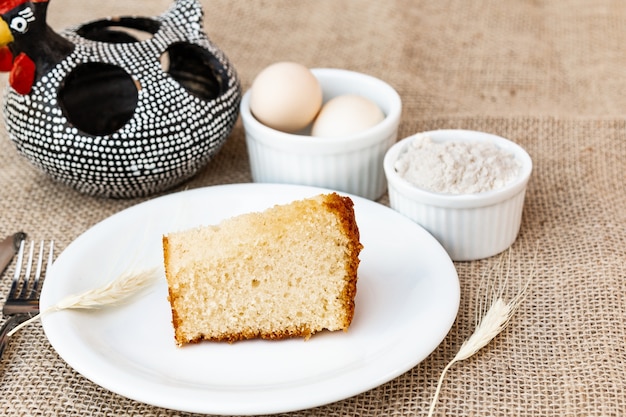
[240,68,402,200]
[383,129,533,261]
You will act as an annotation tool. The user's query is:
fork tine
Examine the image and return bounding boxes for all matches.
[30,241,53,298]
[29,241,44,298]
[7,240,25,300]
[48,241,54,270]
[18,241,35,299]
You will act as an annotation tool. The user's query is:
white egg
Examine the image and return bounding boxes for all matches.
[311,94,385,138]
[249,62,322,133]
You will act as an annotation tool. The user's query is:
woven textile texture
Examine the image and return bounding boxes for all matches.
[1,1,625,416]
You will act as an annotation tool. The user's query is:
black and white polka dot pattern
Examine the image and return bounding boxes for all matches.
[3,0,241,198]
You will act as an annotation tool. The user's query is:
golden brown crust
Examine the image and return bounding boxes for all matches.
[162,235,184,344]
[322,193,363,328]
[183,325,315,344]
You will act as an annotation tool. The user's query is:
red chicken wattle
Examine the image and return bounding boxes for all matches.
[0,48,35,94]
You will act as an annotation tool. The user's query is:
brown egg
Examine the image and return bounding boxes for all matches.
[312,94,384,138]
[250,62,322,133]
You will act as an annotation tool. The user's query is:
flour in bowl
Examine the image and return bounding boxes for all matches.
[394,134,521,194]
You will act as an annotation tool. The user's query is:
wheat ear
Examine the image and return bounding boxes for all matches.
[8,267,161,337]
[426,250,534,417]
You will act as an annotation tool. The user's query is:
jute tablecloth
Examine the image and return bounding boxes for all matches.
[1,1,625,416]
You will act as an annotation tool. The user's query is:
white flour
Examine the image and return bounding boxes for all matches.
[394,134,521,194]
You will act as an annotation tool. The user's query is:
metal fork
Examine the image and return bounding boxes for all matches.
[0,240,54,360]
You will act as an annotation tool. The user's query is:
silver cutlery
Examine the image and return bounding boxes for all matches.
[0,239,53,361]
[0,232,27,279]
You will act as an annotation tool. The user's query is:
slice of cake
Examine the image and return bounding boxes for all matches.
[162,192,363,345]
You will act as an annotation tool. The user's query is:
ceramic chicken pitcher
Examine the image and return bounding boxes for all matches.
[0,0,241,198]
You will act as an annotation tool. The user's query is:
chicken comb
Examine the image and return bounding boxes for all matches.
[0,0,48,15]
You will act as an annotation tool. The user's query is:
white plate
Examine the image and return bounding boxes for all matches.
[40,183,459,415]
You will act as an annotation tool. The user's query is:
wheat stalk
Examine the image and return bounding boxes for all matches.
[426,249,534,417]
[8,266,161,337]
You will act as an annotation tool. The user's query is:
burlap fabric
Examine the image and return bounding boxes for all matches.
[1,0,625,416]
